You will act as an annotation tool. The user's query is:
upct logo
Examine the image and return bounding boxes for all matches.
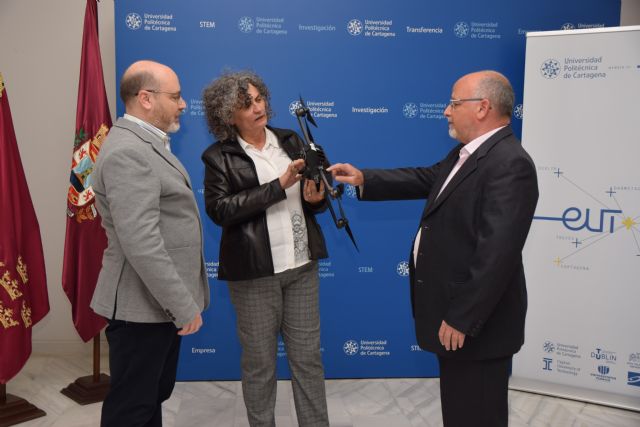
[343,340,359,356]
[347,19,363,36]
[561,23,575,30]
[396,261,409,277]
[543,341,555,353]
[125,12,142,30]
[238,16,254,33]
[288,100,302,116]
[540,59,561,79]
[453,21,470,38]
[402,102,418,119]
[513,104,523,120]
[344,184,357,199]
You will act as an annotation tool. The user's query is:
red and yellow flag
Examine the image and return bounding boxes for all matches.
[62,0,111,342]
[0,73,50,384]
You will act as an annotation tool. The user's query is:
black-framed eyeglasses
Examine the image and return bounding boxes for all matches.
[137,89,183,103]
[448,98,485,109]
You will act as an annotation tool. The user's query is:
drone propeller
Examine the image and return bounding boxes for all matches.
[298,95,317,128]
[295,94,358,251]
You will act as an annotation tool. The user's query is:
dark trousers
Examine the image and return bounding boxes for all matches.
[101,320,181,427]
[437,355,511,427]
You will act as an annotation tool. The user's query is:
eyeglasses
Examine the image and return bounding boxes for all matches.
[448,98,485,109]
[137,89,183,103]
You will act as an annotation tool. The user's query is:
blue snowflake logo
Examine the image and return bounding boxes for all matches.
[561,23,575,30]
[397,261,409,277]
[454,21,470,38]
[543,341,555,353]
[403,102,418,119]
[238,16,254,33]
[540,59,561,79]
[347,19,363,36]
[289,100,302,116]
[343,340,359,356]
[344,184,357,199]
[125,13,142,30]
[513,104,523,120]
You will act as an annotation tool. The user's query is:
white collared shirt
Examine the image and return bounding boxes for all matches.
[412,126,506,266]
[238,128,310,273]
[124,113,171,152]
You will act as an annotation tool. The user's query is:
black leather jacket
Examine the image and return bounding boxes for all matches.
[201,126,329,281]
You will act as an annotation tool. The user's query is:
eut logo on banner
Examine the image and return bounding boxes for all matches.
[535,207,622,233]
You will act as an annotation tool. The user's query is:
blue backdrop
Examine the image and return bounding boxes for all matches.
[114,0,620,380]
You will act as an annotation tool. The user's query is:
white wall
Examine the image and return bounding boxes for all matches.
[0,0,115,354]
[621,0,640,26]
[0,0,639,354]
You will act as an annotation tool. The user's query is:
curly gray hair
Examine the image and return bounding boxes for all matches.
[202,71,273,141]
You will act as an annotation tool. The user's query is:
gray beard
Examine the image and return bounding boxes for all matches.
[167,121,181,133]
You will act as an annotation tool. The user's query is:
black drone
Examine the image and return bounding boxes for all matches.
[294,97,358,251]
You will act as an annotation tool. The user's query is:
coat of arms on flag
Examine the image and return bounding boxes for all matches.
[67,124,109,222]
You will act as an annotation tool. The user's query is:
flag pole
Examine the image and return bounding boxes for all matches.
[93,334,100,381]
[0,382,46,426]
[60,333,110,405]
[59,0,112,405]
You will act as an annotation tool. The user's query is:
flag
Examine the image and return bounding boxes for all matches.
[62,0,111,342]
[0,73,50,384]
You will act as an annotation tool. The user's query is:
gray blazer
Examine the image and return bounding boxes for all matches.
[90,117,209,327]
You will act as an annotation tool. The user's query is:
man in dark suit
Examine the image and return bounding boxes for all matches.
[328,70,538,427]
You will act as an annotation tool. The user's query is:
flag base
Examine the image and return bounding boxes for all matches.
[60,373,110,405]
[0,393,46,427]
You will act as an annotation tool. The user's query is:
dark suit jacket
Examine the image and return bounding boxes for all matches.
[360,126,538,360]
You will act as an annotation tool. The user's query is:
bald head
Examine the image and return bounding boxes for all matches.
[444,70,514,143]
[119,60,178,107]
[119,60,185,133]
[462,70,514,119]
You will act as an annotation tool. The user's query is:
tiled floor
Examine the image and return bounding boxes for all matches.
[4,354,640,426]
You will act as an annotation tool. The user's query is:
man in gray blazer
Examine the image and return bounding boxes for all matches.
[90,60,210,427]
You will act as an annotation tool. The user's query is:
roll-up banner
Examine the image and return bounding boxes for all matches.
[512,26,640,411]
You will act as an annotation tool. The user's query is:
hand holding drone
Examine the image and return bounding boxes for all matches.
[294,97,358,250]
